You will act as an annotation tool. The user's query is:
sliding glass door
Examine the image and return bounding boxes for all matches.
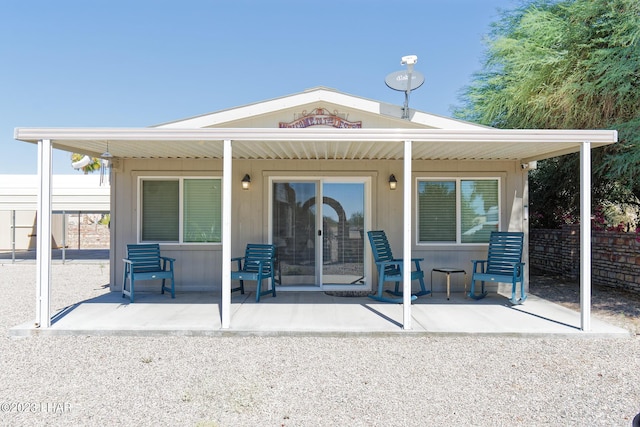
[272,181,317,286]
[271,178,367,289]
[321,182,365,285]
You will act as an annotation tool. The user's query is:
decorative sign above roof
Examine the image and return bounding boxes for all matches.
[279,107,362,128]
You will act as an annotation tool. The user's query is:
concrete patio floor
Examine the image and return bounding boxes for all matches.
[10,289,630,338]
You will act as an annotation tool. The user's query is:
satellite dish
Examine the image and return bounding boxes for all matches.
[385,70,425,92]
[385,55,425,119]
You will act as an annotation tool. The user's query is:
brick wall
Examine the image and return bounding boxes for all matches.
[530,225,640,294]
[65,214,110,249]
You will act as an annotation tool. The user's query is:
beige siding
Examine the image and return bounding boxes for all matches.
[110,157,527,295]
[203,102,431,130]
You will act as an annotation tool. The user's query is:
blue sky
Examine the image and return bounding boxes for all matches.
[1,0,516,174]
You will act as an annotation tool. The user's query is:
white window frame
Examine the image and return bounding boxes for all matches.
[137,176,222,245]
[415,176,502,245]
[266,173,373,291]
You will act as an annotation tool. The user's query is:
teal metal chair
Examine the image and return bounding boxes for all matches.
[122,243,176,303]
[469,231,526,304]
[367,230,430,303]
[231,244,277,302]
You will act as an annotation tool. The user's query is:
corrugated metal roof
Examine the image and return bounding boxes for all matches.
[14,127,618,164]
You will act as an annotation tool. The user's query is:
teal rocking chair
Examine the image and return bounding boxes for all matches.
[469,231,526,304]
[231,244,277,302]
[367,230,431,303]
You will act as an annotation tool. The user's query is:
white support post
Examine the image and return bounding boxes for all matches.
[11,210,16,263]
[61,211,67,264]
[36,139,52,328]
[402,140,412,329]
[221,139,232,329]
[580,141,592,331]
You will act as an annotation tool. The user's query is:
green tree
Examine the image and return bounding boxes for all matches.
[454,0,640,228]
[71,153,102,174]
[348,211,364,228]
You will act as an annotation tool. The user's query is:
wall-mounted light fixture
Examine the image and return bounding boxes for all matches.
[388,174,398,190]
[241,174,251,190]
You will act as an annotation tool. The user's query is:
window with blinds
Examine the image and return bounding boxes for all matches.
[140,177,222,243]
[461,179,499,243]
[418,181,456,242]
[417,178,499,244]
[142,180,179,241]
[183,179,221,243]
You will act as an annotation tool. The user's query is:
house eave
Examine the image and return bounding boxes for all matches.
[14,127,618,162]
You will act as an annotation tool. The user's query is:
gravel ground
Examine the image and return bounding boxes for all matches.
[1,263,640,427]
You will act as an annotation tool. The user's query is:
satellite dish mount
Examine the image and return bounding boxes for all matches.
[385,55,425,119]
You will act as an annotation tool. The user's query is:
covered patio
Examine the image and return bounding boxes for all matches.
[15,128,617,332]
[9,287,629,337]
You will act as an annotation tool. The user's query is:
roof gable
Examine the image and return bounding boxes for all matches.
[155,87,486,131]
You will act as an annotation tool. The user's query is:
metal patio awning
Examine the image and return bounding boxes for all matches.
[14,127,617,163]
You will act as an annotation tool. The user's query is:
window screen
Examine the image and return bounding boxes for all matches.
[141,178,222,243]
[418,181,456,242]
[183,179,221,243]
[142,180,179,241]
[418,178,499,244]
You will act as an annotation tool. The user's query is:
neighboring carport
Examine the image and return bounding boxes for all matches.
[0,174,110,262]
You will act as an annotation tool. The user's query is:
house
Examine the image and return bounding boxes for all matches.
[13,87,618,331]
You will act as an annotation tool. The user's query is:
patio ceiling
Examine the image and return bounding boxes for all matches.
[14,127,617,163]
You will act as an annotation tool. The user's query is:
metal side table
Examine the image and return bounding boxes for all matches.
[431,268,467,300]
